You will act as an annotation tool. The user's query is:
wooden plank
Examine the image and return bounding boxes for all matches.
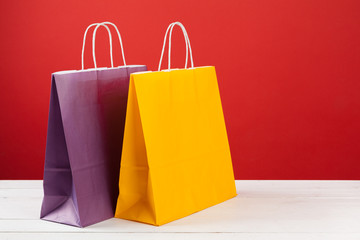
[1,233,360,240]
[1,180,359,237]
[0,197,42,219]
[0,189,43,198]
[236,180,360,198]
[1,197,359,233]
[1,180,360,197]
[0,180,42,189]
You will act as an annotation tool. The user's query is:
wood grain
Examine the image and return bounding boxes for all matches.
[1,180,359,239]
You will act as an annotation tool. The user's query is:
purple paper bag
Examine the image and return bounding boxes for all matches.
[40,65,147,227]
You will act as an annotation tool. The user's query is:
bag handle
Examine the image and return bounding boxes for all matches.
[92,22,127,68]
[158,22,194,71]
[168,22,194,70]
[81,23,113,70]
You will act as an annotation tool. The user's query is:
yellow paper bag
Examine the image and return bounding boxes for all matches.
[115,22,236,226]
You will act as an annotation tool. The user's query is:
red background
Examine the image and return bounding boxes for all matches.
[0,0,359,180]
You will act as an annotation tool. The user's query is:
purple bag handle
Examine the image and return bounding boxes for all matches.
[92,22,127,68]
[81,22,113,70]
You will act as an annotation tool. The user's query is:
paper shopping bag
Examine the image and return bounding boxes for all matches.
[40,22,147,227]
[115,22,236,226]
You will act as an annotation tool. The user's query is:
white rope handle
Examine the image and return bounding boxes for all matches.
[168,22,193,70]
[158,22,193,71]
[158,22,194,71]
[166,22,188,70]
[81,23,113,70]
[92,21,127,69]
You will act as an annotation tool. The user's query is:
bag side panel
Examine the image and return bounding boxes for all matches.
[96,66,148,211]
[115,75,157,225]
[41,75,81,227]
[55,70,113,227]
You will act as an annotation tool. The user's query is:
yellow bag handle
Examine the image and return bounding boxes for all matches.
[158,22,194,71]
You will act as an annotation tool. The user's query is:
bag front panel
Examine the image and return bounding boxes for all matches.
[132,66,236,225]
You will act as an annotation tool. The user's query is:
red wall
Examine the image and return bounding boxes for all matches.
[1,0,360,180]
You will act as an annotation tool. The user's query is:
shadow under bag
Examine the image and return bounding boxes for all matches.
[40,22,147,227]
[115,22,237,226]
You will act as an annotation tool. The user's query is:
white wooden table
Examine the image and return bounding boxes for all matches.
[1,180,359,239]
